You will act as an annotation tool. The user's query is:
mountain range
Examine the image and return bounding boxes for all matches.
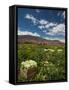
[18,35,64,45]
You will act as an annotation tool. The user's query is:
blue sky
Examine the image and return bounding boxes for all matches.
[17,8,65,42]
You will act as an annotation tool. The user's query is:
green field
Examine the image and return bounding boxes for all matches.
[17,43,65,82]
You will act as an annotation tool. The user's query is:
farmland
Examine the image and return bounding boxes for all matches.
[17,43,65,82]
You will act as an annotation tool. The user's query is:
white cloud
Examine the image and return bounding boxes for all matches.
[51,23,65,35]
[25,14,49,26]
[38,23,65,43]
[18,30,40,37]
[44,37,65,43]
[38,22,57,30]
[25,14,65,37]
[38,20,49,30]
[25,14,38,25]
[25,14,57,30]
[39,19,48,25]
[43,23,65,36]
[45,22,57,28]
[38,25,45,29]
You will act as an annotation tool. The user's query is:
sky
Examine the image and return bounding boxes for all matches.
[17,7,65,42]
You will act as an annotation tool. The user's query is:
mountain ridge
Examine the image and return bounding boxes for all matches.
[18,35,64,45]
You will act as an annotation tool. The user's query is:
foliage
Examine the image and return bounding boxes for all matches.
[17,43,65,82]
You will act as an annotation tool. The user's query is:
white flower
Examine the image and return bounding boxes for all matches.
[44,48,55,52]
[21,61,25,65]
[48,49,54,52]
[21,60,37,69]
[24,64,31,68]
[44,49,48,51]
[57,49,63,52]
[45,61,49,64]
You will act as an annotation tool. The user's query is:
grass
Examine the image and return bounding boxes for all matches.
[17,43,65,82]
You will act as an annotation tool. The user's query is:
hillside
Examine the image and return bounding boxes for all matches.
[18,35,64,45]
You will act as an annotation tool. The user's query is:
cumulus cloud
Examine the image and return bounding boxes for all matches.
[52,23,65,33]
[18,30,40,37]
[25,14,38,25]
[39,23,65,37]
[25,14,57,30]
[38,21,57,30]
[38,20,49,30]
[25,14,49,26]
[38,25,45,29]
[45,22,57,28]
[38,22,65,44]
[46,23,65,36]
[39,19,48,25]
[25,13,65,37]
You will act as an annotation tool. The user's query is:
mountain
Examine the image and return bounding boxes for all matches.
[18,35,64,45]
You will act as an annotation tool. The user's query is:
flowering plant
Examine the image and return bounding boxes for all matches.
[21,60,37,69]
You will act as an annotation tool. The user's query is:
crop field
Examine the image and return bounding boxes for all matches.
[17,43,65,82]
